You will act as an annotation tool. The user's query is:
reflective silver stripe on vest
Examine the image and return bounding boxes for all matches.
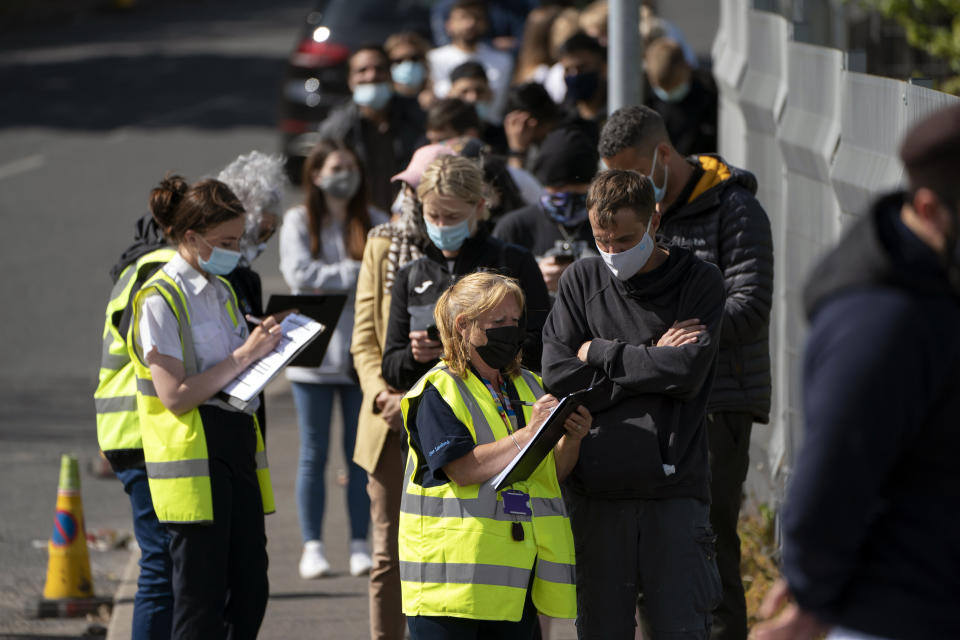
[152,280,199,377]
[399,560,531,589]
[101,339,129,371]
[95,395,137,414]
[136,378,158,397]
[145,458,209,478]
[255,450,268,470]
[535,558,576,585]
[530,497,566,517]
[438,368,495,445]
[519,369,544,399]
[113,262,137,296]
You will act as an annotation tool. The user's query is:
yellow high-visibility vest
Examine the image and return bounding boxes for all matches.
[398,364,577,621]
[95,247,176,470]
[129,268,274,523]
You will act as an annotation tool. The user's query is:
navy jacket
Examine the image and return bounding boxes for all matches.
[785,192,960,639]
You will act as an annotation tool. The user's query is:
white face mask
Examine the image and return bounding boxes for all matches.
[597,228,655,280]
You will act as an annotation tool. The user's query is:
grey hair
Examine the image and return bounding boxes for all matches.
[217,150,286,246]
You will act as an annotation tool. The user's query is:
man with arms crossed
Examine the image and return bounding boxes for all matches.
[542,169,724,639]
[600,106,773,640]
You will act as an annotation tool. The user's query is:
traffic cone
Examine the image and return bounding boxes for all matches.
[32,454,111,618]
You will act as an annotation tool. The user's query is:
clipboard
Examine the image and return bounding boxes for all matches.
[265,293,347,367]
[491,387,593,491]
[220,312,325,410]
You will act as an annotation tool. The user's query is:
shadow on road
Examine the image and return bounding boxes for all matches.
[0,53,287,131]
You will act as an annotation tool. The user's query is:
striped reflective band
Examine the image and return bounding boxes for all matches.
[95,395,137,414]
[101,340,129,371]
[145,458,209,478]
[114,262,137,294]
[535,558,576,584]
[399,561,531,589]
[406,493,566,521]
[136,378,158,397]
[438,367,495,445]
[518,369,544,399]
[255,450,268,470]
[151,279,199,377]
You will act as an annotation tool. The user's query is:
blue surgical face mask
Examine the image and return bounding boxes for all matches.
[539,191,589,226]
[649,147,668,204]
[353,82,393,110]
[196,235,242,275]
[391,60,426,88]
[597,228,655,280]
[474,100,493,124]
[652,81,691,103]
[424,218,472,252]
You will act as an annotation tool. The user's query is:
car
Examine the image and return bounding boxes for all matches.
[279,0,434,183]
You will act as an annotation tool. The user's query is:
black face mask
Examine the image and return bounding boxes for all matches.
[474,325,525,371]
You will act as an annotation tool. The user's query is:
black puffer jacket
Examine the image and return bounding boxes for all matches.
[658,154,773,422]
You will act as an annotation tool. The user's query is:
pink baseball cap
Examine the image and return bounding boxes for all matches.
[391,143,457,188]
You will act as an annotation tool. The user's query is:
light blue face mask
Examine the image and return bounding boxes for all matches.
[424,218,472,252]
[197,235,242,275]
[649,147,668,203]
[652,81,691,103]
[474,100,493,124]
[353,82,393,110]
[597,228,654,280]
[391,60,426,88]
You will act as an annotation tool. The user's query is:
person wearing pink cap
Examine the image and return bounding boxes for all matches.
[351,143,455,640]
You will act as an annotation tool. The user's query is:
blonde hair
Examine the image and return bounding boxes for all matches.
[434,272,526,379]
[549,8,581,60]
[644,37,687,87]
[578,1,608,41]
[417,154,491,221]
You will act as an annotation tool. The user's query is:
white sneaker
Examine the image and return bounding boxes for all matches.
[349,539,372,577]
[299,540,331,579]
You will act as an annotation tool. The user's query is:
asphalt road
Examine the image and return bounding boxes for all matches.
[0,1,308,634]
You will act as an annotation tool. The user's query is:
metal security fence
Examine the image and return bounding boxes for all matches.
[712,0,959,504]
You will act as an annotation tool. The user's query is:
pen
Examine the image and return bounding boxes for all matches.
[246,315,281,334]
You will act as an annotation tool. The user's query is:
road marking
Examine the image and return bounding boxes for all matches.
[0,154,45,180]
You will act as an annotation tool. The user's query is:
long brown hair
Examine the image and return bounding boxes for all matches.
[301,139,372,260]
[513,6,561,84]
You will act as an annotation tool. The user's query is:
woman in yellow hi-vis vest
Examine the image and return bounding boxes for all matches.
[129,176,286,640]
[399,272,592,639]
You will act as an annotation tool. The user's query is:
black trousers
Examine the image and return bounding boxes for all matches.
[571,493,721,640]
[706,412,753,640]
[166,406,269,640]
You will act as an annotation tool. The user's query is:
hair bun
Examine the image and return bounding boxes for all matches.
[149,174,189,228]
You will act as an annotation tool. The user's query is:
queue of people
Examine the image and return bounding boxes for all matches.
[102,1,960,639]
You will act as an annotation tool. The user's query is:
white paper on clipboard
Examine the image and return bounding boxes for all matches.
[220,313,324,410]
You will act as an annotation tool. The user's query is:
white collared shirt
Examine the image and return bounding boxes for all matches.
[136,252,257,413]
